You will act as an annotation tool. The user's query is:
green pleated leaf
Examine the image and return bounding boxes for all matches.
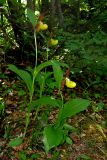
[8,64,32,93]
[52,61,63,89]
[33,60,52,80]
[60,98,90,121]
[27,8,37,26]
[31,96,62,108]
[43,125,63,153]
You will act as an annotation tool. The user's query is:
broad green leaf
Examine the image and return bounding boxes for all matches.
[33,60,52,80]
[36,72,52,87]
[66,136,73,145]
[33,60,67,86]
[36,72,52,95]
[60,99,90,121]
[8,64,32,93]
[59,62,69,68]
[27,8,37,26]
[8,137,23,147]
[31,96,61,108]
[34,60,67,80]
[52,61,63,89]
[43,125,63,153]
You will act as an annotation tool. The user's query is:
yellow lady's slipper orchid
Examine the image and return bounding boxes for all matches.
[36,21,48,32]
[41,24,48,30]
[39,21,48,30]
[65,77,76,88]
[50,38,58,46]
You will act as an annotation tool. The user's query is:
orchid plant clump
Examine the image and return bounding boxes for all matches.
[8,9,91,153]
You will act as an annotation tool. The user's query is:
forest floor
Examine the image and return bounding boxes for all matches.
[0,65,107,160]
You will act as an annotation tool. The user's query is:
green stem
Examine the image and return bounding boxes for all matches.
[34,31,38,66]
[24,30,38,136]
[55,89,64,129]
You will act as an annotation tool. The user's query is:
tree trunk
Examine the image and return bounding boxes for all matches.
[41,0,49,13]
[57,0,64,26]
[6,0,36,61]
[50,0,64,28]
[50,0,56,27]
[7,0,25,49]
[75,0,80,31]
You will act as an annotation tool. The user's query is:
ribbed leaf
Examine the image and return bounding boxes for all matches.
[52,61,63,89]
[31,96,62,108]
[27,8,37,26]
[60,98,90,121]
[8,64,32,93]
[33,60,52,80]
[43,125,63,153]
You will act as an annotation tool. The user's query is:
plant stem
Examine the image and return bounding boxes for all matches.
[24,30,38,136]
[34,31,38,66]
[55,89,64,129]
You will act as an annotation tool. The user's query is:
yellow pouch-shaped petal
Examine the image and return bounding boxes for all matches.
[40,22,48,30]
[65,77,76,88]
[43,24,48,30]
[50,39,58,46]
